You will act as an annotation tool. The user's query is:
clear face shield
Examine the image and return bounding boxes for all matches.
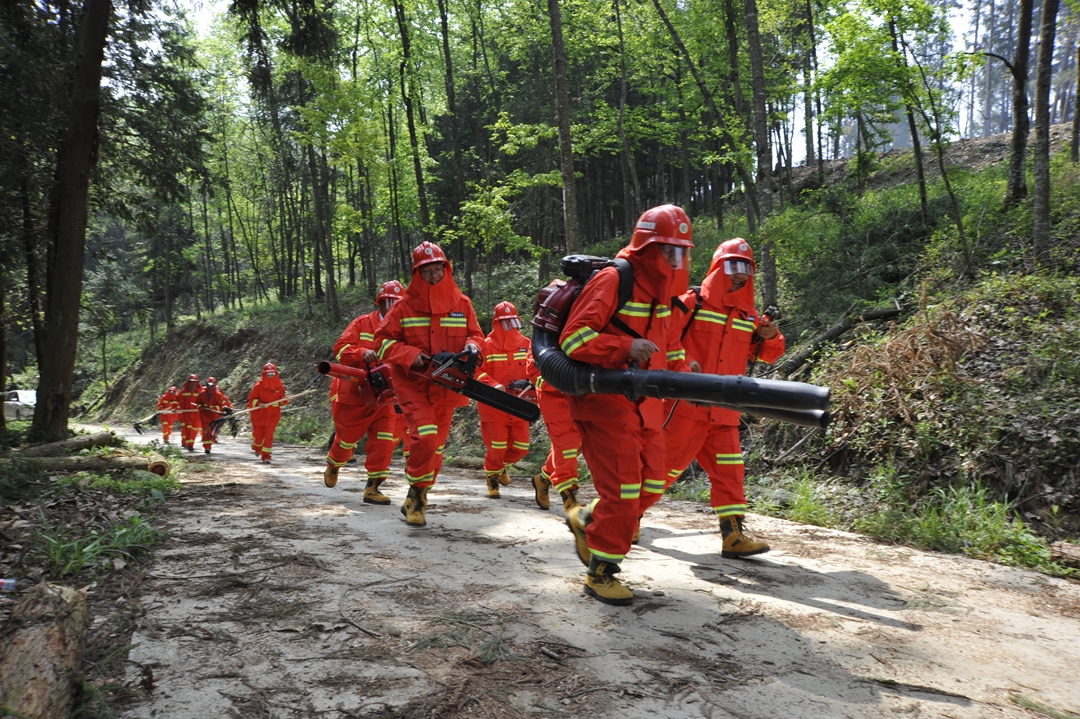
[723,259,755,276]
[499,318,521,331]
[659,244,690,271]
[379,297,398,314]
[265,371,276,377]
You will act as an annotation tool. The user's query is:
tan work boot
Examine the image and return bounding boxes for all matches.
[323,466,339,488]
[559,487,580,512]
[497,467,512,486]
[719,515,770,558]
[400,486,429,526]
[565,504,592,566]
[485,473,501,499]
[532,473,552,510]
[363,478,392,505]
[584,557,633,606]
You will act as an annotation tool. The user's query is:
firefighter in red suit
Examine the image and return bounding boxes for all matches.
[323,280,407,504]
[526,289,583,514]
[475,301,532,499]
[197,377,233,454]
[374,242,484,527]
[247,363,288,463]
[179,374,202,451]
[157,387,181,443]
[560,204,693,605]
[658,238,784,557]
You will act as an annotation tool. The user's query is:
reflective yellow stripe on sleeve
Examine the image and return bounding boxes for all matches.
[561,327,598,356]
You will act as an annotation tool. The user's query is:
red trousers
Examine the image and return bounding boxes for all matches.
[251,418,281,459]
[398,402,455,489]
[160,414,179,442]
[479,413,530,475]
[538,390,580,492]
[180,411,201,448]
[574,413,666,563]
[327,404,403,481]
[199,410,222,448]
[659,403,746,517]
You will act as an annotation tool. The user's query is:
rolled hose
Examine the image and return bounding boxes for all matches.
[532,327,831,429]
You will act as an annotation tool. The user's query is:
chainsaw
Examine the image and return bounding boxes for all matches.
[426,349,540,422]
[317,361,396,409]
[506,379,538,404]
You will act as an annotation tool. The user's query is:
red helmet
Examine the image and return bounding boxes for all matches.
[168,386,178,394]
[630,205,694,251]
[412,242,448,271]
[494,301,519,321]
[206,376,217,386]
[263,363,277,376]
[377,280,405,302]
[188,374,199,383]
[712,237,756,275]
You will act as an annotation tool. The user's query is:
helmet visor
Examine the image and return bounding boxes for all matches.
[660,244,690,270]
[499,318,521,331]
[724,259,755,276]
[381,297,398,309]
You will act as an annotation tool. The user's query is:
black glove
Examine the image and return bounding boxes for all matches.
[222,407,234,416]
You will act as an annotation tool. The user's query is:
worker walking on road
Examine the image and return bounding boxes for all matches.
[197,377,233,454]
[658,238,784,557]
[157,386,181,443]
[248,363,288,463]
[374,242,485,527]
[324,280,407,503]
[561,204,693,605]
[476,301,532,499]
[179,374,203,451]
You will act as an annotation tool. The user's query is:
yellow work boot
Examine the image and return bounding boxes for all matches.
[564,504,592,567]
[497,467,512,486]
[323,466,339,488]
[719,515,770,558]
[485,473,501,499]
[584,557,633,606]
[532,473,552,510]
[559,487,580,512]
[363,478,391,505]
[400,486,429,526]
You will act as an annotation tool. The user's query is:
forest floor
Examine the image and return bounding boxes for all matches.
[92,426,1080,719]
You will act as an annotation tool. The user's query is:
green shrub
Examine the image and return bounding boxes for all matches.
[39,512,166,579]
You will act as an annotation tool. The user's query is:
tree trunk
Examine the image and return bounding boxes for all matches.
[437,0,467,260]
[0,454,171,476]
[32,0,112,443]
[743,0,778,306]
[394,0,432,242]
[614,0,641,218]
[20,163,47,367]
[1006,0,1034,205]
[1072,26,1080,162]
[547,0,580,253]
[983,0,996,136]
[0,583,89,719]
[889,20,929,227]
[13,430,116,457]
[1032,0,1060,263]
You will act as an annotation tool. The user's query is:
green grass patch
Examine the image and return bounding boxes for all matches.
[38,512,167,580]
[56,470,180,497]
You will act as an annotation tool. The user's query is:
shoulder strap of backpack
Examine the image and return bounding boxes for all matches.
[605,258,643,340]
[680,287,703,340]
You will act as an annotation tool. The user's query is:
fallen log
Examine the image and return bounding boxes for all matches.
[0,583,89,719]
[0,454,171,476]
[777,305,903,379]
[11,431,117,458]
[1051,541,1080,568]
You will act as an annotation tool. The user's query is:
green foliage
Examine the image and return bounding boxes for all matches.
[785,473,837,527]
[38,512,166,580]
[56,470,180,498]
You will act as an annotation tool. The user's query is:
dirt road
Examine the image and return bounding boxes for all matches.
[110,430,1080,719]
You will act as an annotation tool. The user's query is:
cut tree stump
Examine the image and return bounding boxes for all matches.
[11,431,117,458]
[0,454,170,476]
[0,583,89,719]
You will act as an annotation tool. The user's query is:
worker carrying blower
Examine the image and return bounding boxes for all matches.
[323,280,407,503]
[374,242,486,527]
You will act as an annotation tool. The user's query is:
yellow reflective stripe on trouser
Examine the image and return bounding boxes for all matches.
[327,456,349,468]
[713,503,748,517]
[716,453,744,465]
[338,440,358,450]
[417,424,438,437]
[553,478,577,492]
[367,470,390,480]
[376,432,395,441]
[437,444,444,455]
[336,343,351,361]
[561,327,598,355]
[561,448,578,460]
[620,482,641,500]
[406,471,435,485]
[643,478,666,494]
[491,441,507,449]
[377,339,397,359]
[512,441,529,450]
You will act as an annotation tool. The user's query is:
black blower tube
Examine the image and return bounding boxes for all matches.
[532,327,831,429]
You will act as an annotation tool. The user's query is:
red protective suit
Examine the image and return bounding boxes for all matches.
[560,243,689,564]
[197,384,232,452]
[476,320,531,479]
[178,379,203,450]
[660,254,785,518]
[248,365,287,461]
[157,388,181,442]
[326,310,404,481]
[526,352,580,495]
[375,265,484,489]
